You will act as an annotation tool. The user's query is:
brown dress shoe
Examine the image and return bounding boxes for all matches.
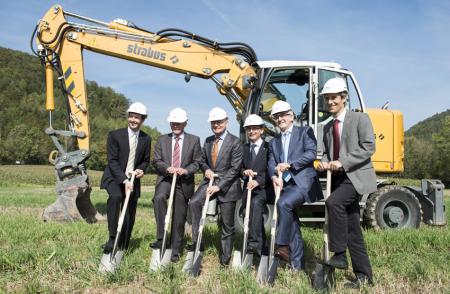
[274,245,290,262]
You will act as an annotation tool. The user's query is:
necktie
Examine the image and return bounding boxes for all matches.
[250,144,257,161]
[333,119,340,161]
[282,133,291,182]
[211,137,220,168]
[172,136,181,168]
[126,133,138,176]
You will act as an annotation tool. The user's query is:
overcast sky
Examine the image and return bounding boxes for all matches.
[1,0,449,141]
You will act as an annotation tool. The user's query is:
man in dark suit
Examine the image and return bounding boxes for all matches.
[100,102,151,253]
[188,107,243,266]
[268,100,322,270]
[151,108,202,262]
[316,77,375,288]
[241,114,274,256]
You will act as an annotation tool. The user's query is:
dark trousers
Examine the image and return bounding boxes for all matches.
[276,181,306,269]
[106,182,138,250]
[326,175,373,279]
[189,185,236,262]
[153,180,188,255]
[244,189,267,255]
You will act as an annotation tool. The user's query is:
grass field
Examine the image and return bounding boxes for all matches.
[0,165,449,293]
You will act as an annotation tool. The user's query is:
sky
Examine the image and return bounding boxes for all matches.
[1,0,449,141]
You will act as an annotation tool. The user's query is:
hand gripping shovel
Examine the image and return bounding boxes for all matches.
[149,173,177,271]
[99,172,136,273]
[256,172,282,285]
[232,173,257,270]
[182,174,217,276]
[312,170,335,290]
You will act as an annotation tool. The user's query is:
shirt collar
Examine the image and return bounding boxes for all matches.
[128,127,140,137]
[335,108,347,123]
[281,124,294,136]
[172,132,184,140]
[215,131,227,141]
[251,138,263,148]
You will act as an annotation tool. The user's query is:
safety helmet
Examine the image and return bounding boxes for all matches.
[127,102,147,116]
[243,114,264,127]
[320,77,348,95]
[271,100,292,115]
[208,107,228,122]
[167,107,188,123]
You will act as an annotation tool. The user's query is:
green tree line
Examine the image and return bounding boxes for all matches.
[0,47,160,170]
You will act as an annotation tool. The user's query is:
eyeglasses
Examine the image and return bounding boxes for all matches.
[271,111,292,120]
[210,119,227,125]
[245,126,263,132]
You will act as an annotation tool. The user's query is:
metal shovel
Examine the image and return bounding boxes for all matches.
[99,172,136,274]
[149,173,177,271]
[312,170,335,290]
[182,174,217,276]
[256,172,282,285]
[232,173,257,270]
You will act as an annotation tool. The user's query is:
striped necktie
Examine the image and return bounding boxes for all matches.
[172,136,181,168]
[126,133,137,177]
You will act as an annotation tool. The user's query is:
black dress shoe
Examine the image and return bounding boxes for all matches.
[344,273,373,289]
[150,240,162,249]
[101,239,115,254]
[170,254,180,263]
[321,252,348,269]
[219,256,231,266]
[246,246,261,256]
[186,242,205,252]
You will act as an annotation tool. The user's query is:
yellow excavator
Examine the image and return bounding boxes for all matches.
[33,5,445,229]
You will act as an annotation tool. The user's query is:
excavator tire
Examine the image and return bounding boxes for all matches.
[364,185,422,230]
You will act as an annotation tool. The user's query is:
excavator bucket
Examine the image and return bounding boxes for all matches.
[42,175,103,223]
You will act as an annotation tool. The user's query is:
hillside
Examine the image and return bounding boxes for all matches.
[405,109,450,142]
[0,47,160,170]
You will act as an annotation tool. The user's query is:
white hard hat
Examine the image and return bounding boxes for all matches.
[167,107,188,123]
[208,107,228,122]
[243,114,264,127]
[271,100,292,115]
[320,77,348,95]
[127,102,147,116]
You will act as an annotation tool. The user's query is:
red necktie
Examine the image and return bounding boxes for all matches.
[172,136,181,168]
[333,119,340,161]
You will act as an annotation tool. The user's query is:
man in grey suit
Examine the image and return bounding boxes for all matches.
[317,77,376,288]
[152,108,202,262]
[188,107,243,266]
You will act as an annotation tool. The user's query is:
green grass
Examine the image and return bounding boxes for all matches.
[0,184,449,293]
[0,165,449,293]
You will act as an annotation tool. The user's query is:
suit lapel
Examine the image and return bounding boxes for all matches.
[181,133,190,166]
[275,135,283,163]
[215,132,230,167]
[287,126,298,161]
[166,134,173,165]
[123,128,130,156]
[206,137,213,167]
[243,143,251,167]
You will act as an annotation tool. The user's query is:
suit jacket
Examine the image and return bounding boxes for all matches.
[241,141,275,203]
[100,128,151,198]
[153,132,202,198]
[268,125,322,203]
[199,131,243,202]
[322,111,377,195]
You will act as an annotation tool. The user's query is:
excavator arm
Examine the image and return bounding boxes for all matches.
[33,5,257,222]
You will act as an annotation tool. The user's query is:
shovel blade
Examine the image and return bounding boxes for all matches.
[267,257,279,285]
[231,250,242,269]
[98,250,124,274]
[149,249,173,271]
[232,251,254,270]
[312,263,335,290]
[182,251,203,277]
[256,255,269,285]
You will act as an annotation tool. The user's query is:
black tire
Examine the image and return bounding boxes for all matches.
[234,199,273,233]
[364,185,422,230]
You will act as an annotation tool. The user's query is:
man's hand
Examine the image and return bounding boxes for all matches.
[316,161,329,172]
[124,179,134,192]
[167,166,177,174]
[134,169,144,179]
[205,169,215,179]
[329,160,343,171]
[246,180,259,191]
[176,168,188,176]
[206,185,220,197]
[272,175,283,190]
[276,163,290,174]
[243,169,256,177]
